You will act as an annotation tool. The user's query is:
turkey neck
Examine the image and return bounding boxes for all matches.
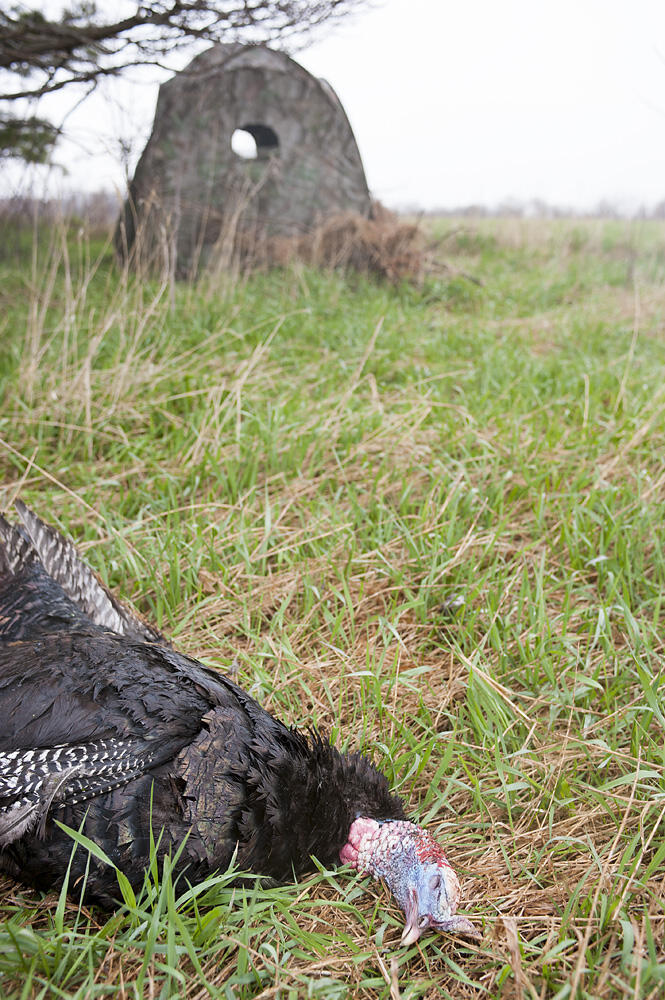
[234,728,406,880]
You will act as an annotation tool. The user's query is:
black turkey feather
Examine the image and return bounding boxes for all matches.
[0,502,477,944]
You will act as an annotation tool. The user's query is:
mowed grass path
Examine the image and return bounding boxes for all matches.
[1,217,665,998]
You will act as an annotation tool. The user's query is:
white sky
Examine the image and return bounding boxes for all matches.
[5,0,665,212]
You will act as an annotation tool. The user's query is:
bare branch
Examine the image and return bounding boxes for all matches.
[0,2,364,89]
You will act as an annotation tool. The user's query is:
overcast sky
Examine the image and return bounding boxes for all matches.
[6,0,665,212]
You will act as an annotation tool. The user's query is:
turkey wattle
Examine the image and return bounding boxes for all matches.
[0,502,477,944]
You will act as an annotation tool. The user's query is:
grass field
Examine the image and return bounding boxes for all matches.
[1,215,665,998]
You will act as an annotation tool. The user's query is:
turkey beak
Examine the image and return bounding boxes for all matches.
[400,888,424,947]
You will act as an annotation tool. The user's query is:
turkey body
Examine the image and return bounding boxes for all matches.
[0,503,403,904]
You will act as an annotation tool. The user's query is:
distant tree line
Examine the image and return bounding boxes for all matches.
[423,199,665,221]
[4,191,665,234]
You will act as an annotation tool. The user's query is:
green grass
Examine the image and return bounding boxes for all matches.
[1,215,665,997]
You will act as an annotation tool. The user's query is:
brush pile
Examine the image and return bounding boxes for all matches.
[222,203,434,285]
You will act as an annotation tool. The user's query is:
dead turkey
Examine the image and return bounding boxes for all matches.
[0,501,476,945]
